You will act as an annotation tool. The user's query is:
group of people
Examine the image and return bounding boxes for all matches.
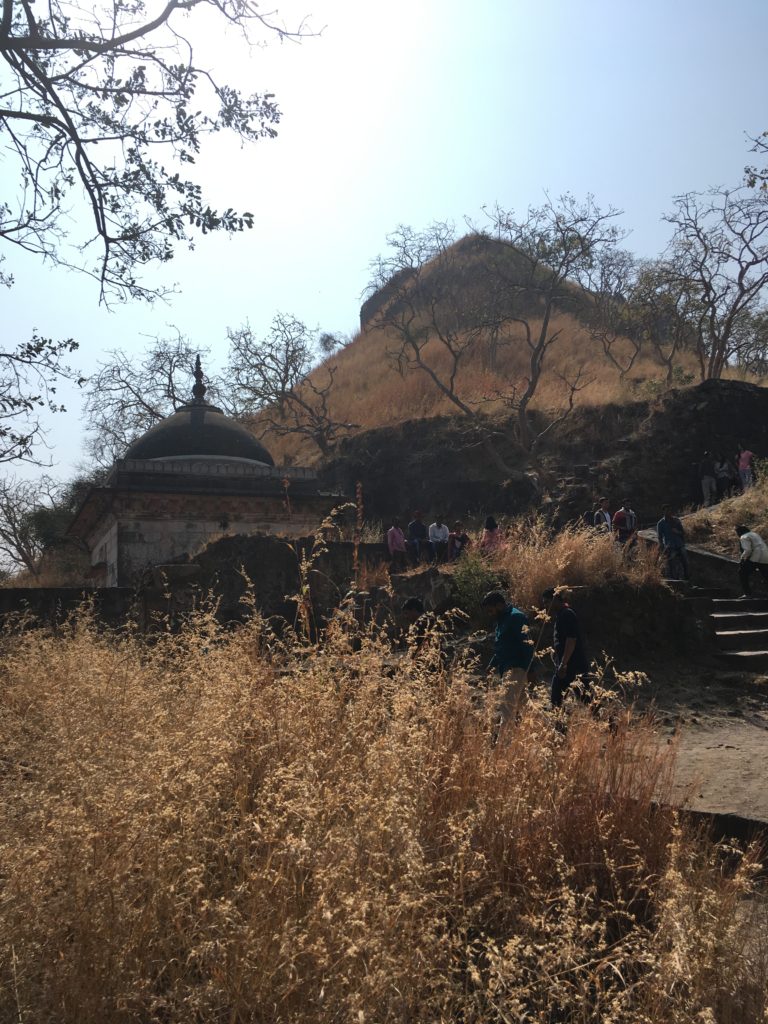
[481,588,590,716]
[698,445,757,507]
[590,497,639,548]
[400,586,590,720]
[386,512,505,571]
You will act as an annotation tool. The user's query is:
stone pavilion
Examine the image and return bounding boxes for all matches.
[68,359,339,586]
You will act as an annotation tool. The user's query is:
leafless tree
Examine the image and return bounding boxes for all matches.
[368,200,624,460]
[583,248,643,382]
[0,474,59,574]
[369,223,484,412]
[227,314,356,458]
[1,0,310,301]
[366,223,525,471]
[82,332,227,467]
[481,193,626,449]
[663,186,768,380]
[746,131,768,192]
[629,260,703,383]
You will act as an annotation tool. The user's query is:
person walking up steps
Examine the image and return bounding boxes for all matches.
[657,506,690,581]
[736,524,768,597]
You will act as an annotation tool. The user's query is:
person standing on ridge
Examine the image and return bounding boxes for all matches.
[612,500,637,552]
[657,506,689,581]
[386,517,409,573]
[737,444,755,491]
[428,516,450,563]
[407,510,431,565]
[480,515,503,554]
[593,497,612,532]
[699,451,717,507]
[447,521,471,561]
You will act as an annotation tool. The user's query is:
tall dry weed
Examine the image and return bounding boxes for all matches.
[0,603,764,1022]
[487,517,662,611]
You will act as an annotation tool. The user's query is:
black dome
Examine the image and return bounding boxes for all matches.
[123,401,274,466]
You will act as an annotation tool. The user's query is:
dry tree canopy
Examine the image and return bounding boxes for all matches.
[0,0,307,301]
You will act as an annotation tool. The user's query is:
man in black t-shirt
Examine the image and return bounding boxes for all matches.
[541,588,591,708]
[407,510,432,565]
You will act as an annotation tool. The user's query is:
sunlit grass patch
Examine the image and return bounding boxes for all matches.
[0,604,764,1022]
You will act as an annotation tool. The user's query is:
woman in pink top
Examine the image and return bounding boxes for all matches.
[479,515,503,554]
[386,517,409,572]
[737,445,755,490]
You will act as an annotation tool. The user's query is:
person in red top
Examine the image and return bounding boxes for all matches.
[737,444,755,490]
[447,521,471,561]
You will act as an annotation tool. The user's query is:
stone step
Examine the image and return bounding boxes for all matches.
[714,629,768,651]
[711,611,768,632]
[712,598,768,613]
[716,649,768,670]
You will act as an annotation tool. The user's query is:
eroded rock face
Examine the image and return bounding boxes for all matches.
[600,380,768,519]
[321,416,538,524]
[321,379,767,529]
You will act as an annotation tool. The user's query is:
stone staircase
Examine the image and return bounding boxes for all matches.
[675,585,768,671]
[710,597,768,671]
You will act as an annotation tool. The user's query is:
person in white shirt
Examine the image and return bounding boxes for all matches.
[737,524,768,597]
[428,518,450,563]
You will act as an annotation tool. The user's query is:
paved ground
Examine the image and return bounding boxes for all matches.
[639,662,768,822]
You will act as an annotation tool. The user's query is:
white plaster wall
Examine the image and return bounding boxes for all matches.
[88,516,119,587]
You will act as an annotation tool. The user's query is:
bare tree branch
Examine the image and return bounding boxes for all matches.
[82,332,227,466]
[1,0,311,301]
[228,314,356,458]
[663,186,768,379]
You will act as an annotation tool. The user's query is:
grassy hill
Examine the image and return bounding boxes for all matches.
[258,233,760,466]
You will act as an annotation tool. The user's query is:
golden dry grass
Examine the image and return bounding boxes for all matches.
[684,470,768,558]
[492,518,663,611]
[0,597,766,1022]
[450,518,664,617]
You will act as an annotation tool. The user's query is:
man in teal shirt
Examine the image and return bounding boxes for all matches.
[481,591,535,723]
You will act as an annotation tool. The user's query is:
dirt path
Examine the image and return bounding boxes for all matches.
[671,718,768,820]
[639,661,768,822]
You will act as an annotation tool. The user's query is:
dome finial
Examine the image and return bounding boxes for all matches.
[192,354,206,402]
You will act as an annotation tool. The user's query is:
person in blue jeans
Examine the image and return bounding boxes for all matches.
[541,588,591,708]
[407,510,433,565]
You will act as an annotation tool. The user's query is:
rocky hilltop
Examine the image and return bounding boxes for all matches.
[321,379,768,525]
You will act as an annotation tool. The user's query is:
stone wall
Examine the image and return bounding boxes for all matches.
[184,534,389,626]
[0,587,135,627]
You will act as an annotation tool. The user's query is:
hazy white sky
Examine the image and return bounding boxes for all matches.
[3,0,768,477]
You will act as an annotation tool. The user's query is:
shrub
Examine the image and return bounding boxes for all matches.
[452,549,502,617]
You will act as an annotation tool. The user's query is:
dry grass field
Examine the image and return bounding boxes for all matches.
[261,312,765,466]
[1,534,766,1022]
[254,232,766,466]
